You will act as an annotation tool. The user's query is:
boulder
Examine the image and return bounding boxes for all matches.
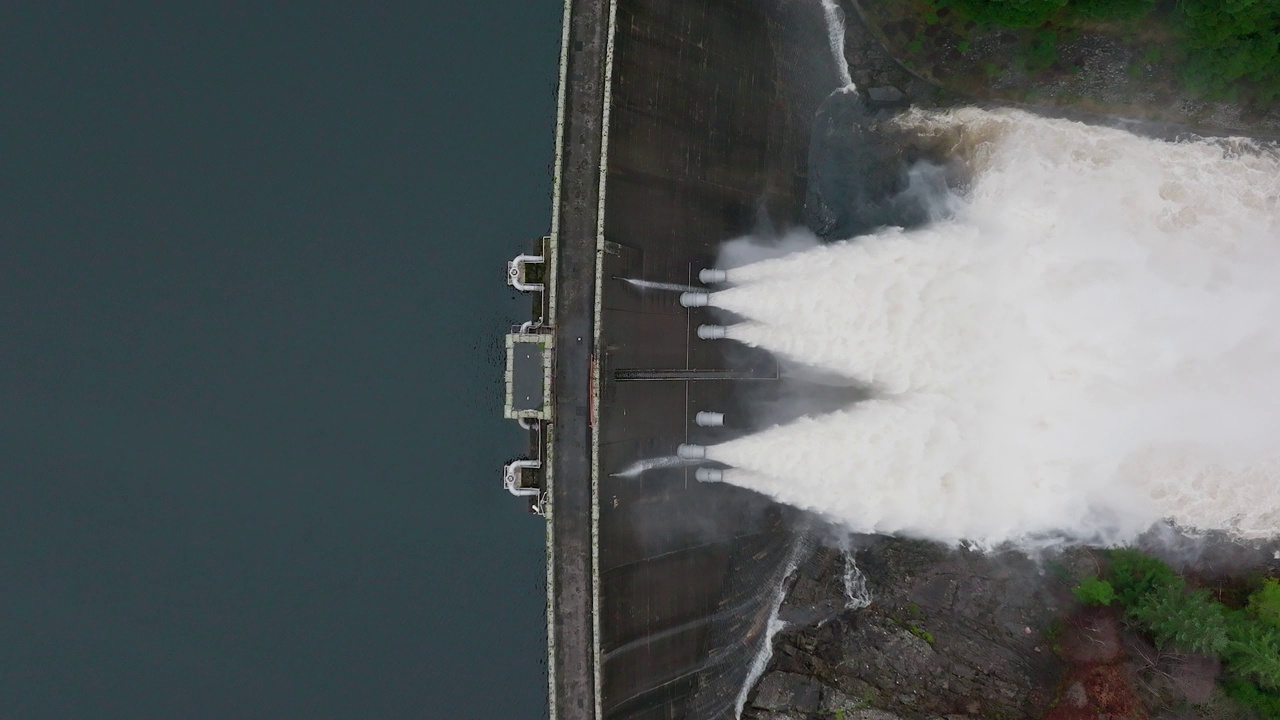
[866,85,907,107]
[752,671,821,714]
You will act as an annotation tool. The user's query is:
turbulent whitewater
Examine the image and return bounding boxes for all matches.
[708,108,1280,547]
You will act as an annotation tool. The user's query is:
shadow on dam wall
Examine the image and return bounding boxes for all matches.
[591,1,844,718]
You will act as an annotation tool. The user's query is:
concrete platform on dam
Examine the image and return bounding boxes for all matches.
[513,1,848,719]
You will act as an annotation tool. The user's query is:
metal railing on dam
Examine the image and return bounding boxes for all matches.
[503,1,845,718]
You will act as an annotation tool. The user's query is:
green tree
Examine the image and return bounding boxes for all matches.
[1178,0,1280,102]
[1092,551,1280,712]
[1067,0,1155,21]
[1127,583,1229,654]
[1073,575,1116,606]
[1226,615,1280,690]
[1025,29,1059,72]
[1247,578,1280,628]
[1222,678,1280,716]
[935,0,1068,28]
[1106,548,1179,606]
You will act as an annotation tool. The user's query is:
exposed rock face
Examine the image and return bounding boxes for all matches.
[866,86,907,108]
[803,88,960,242]
[743,539,1078,720]
[754,672,823,714]
[740,535,1276,719]
[746,669,909,720]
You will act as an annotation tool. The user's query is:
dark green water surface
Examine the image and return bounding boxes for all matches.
[1,3,557,718]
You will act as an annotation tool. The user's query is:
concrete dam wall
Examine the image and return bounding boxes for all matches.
[532,1,848,718]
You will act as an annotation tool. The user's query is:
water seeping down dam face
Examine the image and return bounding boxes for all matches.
[586,3,849,716]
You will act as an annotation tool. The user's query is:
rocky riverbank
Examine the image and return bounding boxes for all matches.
[738,534,1280,720]
[833,0,1280,140]
[741,540,1072,720]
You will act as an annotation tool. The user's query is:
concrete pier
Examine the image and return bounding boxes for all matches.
[511,1,843,718]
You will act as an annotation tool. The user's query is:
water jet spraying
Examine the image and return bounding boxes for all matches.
[707,108,1280,547]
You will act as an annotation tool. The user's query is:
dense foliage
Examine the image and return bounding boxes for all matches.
[934,0,1280,102]
[1025,29,1059,72]
[1222,677,1280,714]
[1068,0,1156,21]
[935,0,1067,28]
[1105,548,1179,606]
[1179,0,1280,102]
[935,0,1155,27]
[1072,575,1115,606]
[1224,618,1280,690]
[1247,578,1280,628]
[1127,582,1229,654]
[1071,551,1280,713]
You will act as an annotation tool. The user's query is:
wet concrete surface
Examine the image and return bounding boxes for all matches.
[587,1,844,718]
[549,1,610,719]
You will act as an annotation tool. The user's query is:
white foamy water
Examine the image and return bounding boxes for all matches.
[710,108,1280,547]
[733,539,805,720]
[841,548,872,610]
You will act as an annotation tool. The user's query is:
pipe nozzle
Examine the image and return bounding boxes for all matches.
[698,268,727,284]
[679,292,710,308]
[695,468,723,483]
[676,443,707,460]
[695,411,724,427]
[696,324,726,340]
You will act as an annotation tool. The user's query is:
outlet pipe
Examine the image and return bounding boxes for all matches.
[695,468,723,483]
[679,291,710,308]
[503,459,541,497]
[676,444,707,460]
[508,255,545,293]
[697,324,726,340]
[699,268,727,284]
[695,411,724,427]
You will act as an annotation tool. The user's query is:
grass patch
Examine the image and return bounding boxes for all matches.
[908,624,935,645]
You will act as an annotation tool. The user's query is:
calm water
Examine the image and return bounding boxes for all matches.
[1,4,556,718]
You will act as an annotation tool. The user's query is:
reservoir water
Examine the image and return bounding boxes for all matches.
[0,4,556,717]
